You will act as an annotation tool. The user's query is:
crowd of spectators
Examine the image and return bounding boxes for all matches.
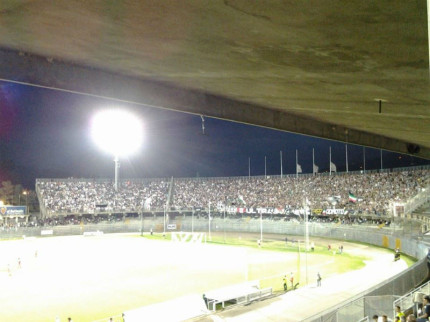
[172,169,429,216]
[307,215,391,226]
[387,294,430,321]
[37,179,169,215]
[35,168,430,218]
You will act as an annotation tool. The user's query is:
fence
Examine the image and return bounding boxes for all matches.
[393,279,430,316]
[404,185,430,216]
[0,221,141,239]
[302,255,429,321]
[0,218,426,255]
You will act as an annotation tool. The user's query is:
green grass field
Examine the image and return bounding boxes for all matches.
[0,232,413,321]
[145,232,376,292]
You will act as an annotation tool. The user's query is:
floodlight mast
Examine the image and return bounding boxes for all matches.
[91,109,143,193]
[114,155,120,192]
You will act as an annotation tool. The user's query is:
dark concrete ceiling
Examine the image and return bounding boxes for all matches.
[0,0,429,158]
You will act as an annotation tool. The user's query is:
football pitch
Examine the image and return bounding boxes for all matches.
[0,232,402,322]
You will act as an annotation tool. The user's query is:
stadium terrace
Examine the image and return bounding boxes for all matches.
[34,167,429,219]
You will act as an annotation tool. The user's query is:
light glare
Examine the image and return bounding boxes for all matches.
[91,109,143,157]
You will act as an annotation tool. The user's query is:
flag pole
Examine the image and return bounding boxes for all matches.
[296,149,298,178]
[280,151,283,178]
[329,146,332,176]
[312,148,315,176]
[208,201,211,241]
[248,157,251,178]
[345,144,349,173]
[380,149,383,171]
[265,156,267,179]
[363,146,366,173]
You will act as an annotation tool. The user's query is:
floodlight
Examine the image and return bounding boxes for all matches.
[91,109,143,157]
[91,109,143,191]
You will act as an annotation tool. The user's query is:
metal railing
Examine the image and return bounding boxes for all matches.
[405,185,430,215]
[393,280,430,314]
[207,287,272,312]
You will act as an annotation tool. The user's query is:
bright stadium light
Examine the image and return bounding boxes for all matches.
[91,109,143,191]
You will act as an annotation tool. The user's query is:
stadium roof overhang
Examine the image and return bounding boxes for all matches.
[0,1,429,158]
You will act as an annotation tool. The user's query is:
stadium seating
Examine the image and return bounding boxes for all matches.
[35,168,430,220]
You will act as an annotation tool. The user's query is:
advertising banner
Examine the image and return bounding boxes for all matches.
[167,224,177,230]
[0,206,27,216]
[225,206,286,215]
[323,208,346,215]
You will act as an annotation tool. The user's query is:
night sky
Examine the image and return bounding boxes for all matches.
[1,80,428,189]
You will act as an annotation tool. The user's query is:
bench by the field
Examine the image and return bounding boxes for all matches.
[204,281,273,311]
[122,294,209,322]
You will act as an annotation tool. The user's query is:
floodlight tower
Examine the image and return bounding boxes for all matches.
[114,155,120,191]
[91,109,143,191]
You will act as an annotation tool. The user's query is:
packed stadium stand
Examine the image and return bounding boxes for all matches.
[35,167,430,219]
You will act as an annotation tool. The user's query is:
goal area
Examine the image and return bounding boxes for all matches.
[171,232,207,244]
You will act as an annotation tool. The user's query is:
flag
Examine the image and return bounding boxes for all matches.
[330,161,337,172]
[144,197,152,210]
[313,164,319,174]
[295,150,301,176]
[238,195,246,205]
[348,192,357,203]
